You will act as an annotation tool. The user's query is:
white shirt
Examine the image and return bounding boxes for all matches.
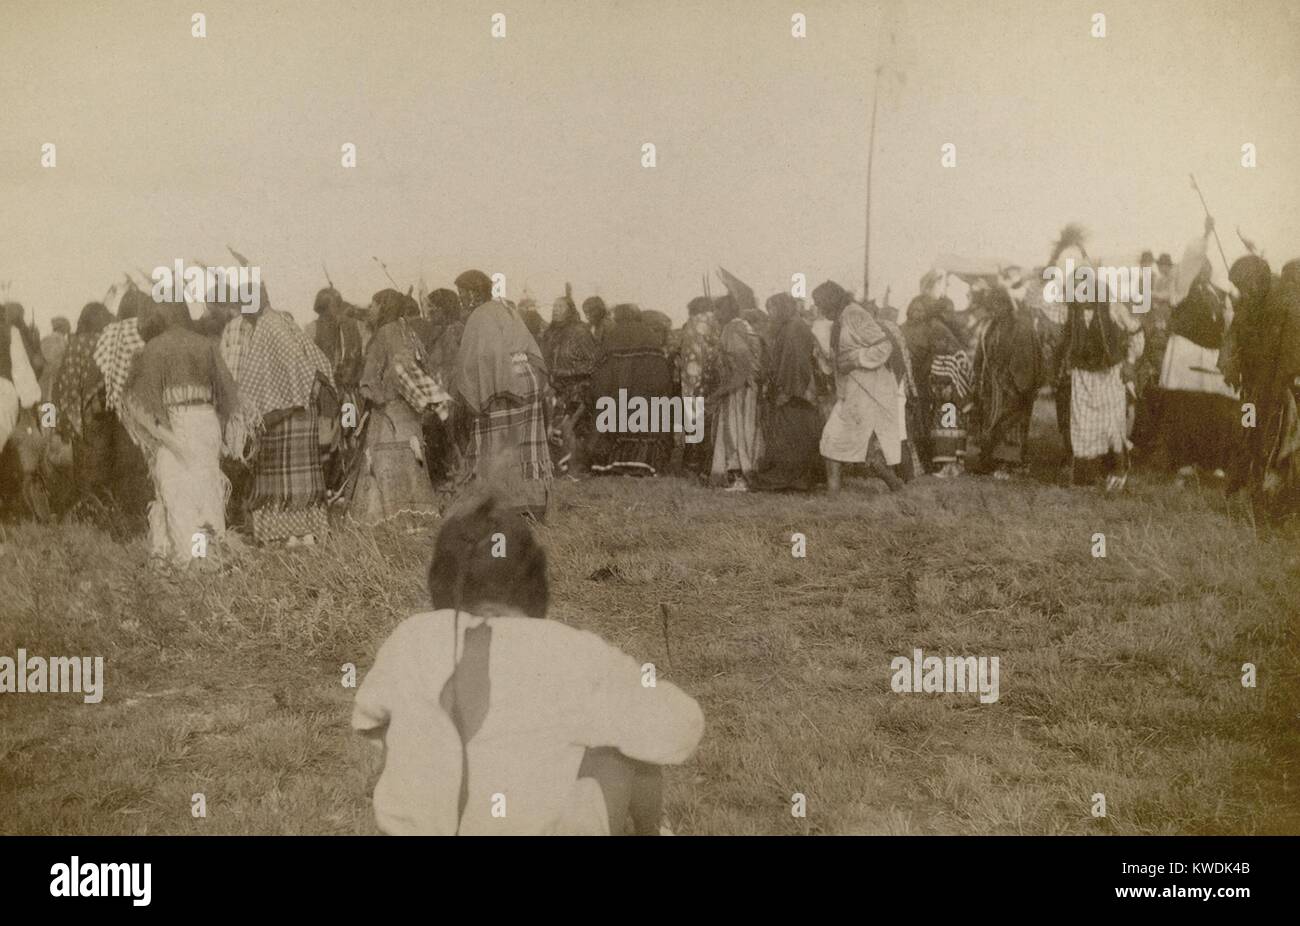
[352,609,704,835]
[1,335,42,451]
[8,335,41,408]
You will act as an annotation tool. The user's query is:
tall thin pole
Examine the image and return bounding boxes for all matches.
[864,65,883,301]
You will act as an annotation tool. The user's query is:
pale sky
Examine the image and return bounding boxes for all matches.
[2,0,1298,329]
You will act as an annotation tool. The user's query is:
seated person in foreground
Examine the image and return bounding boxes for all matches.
[352,493,705,835]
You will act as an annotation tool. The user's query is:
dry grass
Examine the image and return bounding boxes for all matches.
[1,402,1298,835]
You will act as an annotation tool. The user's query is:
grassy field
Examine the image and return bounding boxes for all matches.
[2,402,1298,835]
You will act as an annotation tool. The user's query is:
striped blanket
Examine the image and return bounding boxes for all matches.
[465,363,552,483]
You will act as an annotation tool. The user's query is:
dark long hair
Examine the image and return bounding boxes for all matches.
[427,494,549,619]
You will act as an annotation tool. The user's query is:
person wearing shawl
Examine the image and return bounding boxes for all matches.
[219,285,335,545]
[750,294,822,491]
[971,287,1041,477]
[678,296,721,475]
[422,288,466,386]
[51,302,119,507]
[308,287,365,402]
[351,289,448,523]
[1059,249,1143,491]
[517,299,547,344]
[123,301,238,565]
[541,295,598,474]
[305,287,367,492]
[587,303,675,477]
[90,287,155,521]
[902,271,959,470]
[1221,254,1300,518]
[454,269,553,519]
[1250,258,1300,517]
[708,295,765,490]
[816,280,903,494]
[928,326,975,476]
[1148,220,1237,476]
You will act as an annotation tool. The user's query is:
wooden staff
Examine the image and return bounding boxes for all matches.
[372,256,398,288]
[1189,174,1231,277]
[864,64,884,301]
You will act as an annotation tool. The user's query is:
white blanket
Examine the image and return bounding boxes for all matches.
[1159,333,1237,398]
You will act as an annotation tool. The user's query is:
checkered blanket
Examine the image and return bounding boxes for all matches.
[92,318,144,413]
[220,311,333,461]
[1070,364,1127,459]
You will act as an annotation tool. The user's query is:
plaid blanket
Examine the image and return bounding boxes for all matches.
[249,396,325,513]
[93,318,144,413]
[394,359,450,413]
[220,311,333,461]
[466,363,552,482]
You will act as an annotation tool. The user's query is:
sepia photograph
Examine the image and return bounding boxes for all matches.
[0,0,1296,907]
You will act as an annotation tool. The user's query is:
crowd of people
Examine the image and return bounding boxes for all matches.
[2,219,1299,564]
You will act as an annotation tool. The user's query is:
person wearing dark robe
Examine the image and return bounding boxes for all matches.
[39,317,70,403]
[902,271,959,470]
[541,295,598,474]
[1221,255,1300,519]
[421,288,466,386]
[306,287,366,492]
[751,294,822,491]
[587,304,674,477]
[1151,229,1237,476]
[88,288,155,526]
[971,287,1041,477]
[583,296,612,351]
[928,326,975,476]
[518,301,546,344]
[52,302,119,510]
